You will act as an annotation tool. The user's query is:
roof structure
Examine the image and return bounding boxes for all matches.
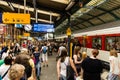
[55,0,120,35]
[0,0,90,24]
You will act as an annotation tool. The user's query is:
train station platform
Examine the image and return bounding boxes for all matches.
[40,53,109,80]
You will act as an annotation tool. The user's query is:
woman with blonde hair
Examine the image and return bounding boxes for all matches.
[108,49,120,80]
[82,52,87,60]
[9,64,25,80]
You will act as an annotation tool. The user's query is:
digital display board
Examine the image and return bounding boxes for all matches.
[33,23,54,32]
[15,24,23,28]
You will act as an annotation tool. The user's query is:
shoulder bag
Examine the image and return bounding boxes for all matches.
[64,57,74,80]
[2,65,11,79]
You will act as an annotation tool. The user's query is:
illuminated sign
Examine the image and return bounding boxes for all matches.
[66,27,71,36]
[2,13,30,24]
[23,33,30,37]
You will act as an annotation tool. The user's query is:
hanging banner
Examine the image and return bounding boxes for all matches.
[2,13,30,24]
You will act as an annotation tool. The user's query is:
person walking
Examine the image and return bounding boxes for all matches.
[41,43,48,67]
[108,50,120,80]
[33,46,41,80]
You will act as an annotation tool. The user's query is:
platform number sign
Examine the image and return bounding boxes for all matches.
[66,27,71,36]
[2,13,30,24]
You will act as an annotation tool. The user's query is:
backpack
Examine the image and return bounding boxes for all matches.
[43,46,47,54]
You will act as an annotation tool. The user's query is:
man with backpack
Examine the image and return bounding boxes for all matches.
[41,43,48,67]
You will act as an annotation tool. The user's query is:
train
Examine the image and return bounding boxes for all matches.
[55,20,120,70]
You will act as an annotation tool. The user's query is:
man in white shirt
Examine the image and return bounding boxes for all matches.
[0,56,12,80]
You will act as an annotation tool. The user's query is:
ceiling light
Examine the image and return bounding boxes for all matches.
[51,0,69,4]
[0,1,60,17]
[65,1,75,10]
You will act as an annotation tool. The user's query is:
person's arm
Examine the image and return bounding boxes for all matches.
[40,47,43,52]
[73,55,82,64]
[57,59,61,80]
[119,60,120,76]
[69,57,78,77]
[57,48,60,55]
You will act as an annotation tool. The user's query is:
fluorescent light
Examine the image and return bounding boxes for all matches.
[31,18,54,23]
[51,0,69,4]
[0,0,60,17]
[65,1,75,10]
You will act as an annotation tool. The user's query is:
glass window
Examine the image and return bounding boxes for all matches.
[106,37,120,52]
[92,37,101,49]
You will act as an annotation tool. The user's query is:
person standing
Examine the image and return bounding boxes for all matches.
[0,56,12,80]
[57,48,78,80]
[41,43,48,67]
[108,50,120,80]
[73,46,82,75]
[9,64,25,80]
[81,49,103,80]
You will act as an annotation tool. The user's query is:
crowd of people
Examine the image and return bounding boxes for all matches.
[0,41,57,80]
[0,40,120,80]
[56,42,120,80]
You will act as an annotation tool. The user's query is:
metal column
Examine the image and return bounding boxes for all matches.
[33,0,38,23]
[67,15,71,56]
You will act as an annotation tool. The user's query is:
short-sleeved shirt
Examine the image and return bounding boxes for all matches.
[0,64,10,80]
[33,52,40,64]
[42,46,48,53]
[60,57,69,77]
[109,56,120,74]
[0,60,4,66]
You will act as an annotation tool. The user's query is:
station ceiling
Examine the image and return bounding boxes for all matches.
[0,0,120,36]
[0,0,90,25]
[56,0,120,35]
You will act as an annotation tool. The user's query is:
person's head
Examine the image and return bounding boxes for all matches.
[15,54,30,66]
[60,48,68,62]
[35,47,39,51]
[74,46,81,55]
[4,56,13,65]
[9,64,25,80]
[110,49,118,57]
[82,52,87,60]
[92,49,99,58]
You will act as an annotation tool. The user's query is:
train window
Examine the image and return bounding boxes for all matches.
[92,37,101,49]
[106,37,120,52]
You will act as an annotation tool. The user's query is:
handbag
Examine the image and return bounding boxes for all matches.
[64,57,74,80]
[107,72,120,80]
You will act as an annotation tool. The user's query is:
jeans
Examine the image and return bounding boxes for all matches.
[60,74,66,80]
[35,61,41,77]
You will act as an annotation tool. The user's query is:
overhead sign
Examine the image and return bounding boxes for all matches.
[2,13,30,24]
[0,13,2,23]
[66,27,71,36]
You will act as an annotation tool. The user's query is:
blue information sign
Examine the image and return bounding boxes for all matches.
[0,13,2,23]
